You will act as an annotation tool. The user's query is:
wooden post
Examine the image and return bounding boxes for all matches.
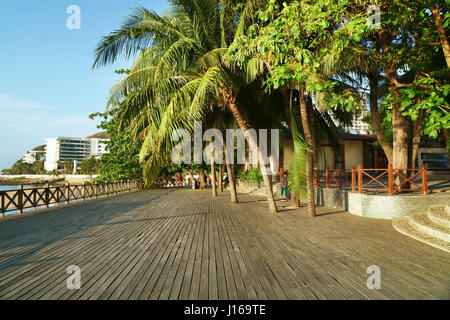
[1,192,4,217]
[388,164,394,196]
[351,166,356,192]
[358,165,363,193]
[45,184,50,208]
[325,167,330,188]
[422,164,428,195]
[55,186,59,207]
[18,185,23,214]
[66,183,70,205]
[32,188,36,212]
[338,169,342,189]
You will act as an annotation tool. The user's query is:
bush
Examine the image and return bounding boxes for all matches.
[237,168,263,182]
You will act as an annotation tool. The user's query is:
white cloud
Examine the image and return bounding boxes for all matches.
[0,93,50,110]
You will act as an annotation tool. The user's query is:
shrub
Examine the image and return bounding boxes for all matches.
[237,168,263,182]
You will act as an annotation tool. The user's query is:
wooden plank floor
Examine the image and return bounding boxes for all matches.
[0,189,448,300]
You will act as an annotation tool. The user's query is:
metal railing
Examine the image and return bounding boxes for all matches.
[0,180,143,217]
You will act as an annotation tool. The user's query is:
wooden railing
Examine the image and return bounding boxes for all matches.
[315,165,428,195]
[0,180,143,217]
[314,168,353,189]
[356,164,428,195]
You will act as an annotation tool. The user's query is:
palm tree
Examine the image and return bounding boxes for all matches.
[93,1,279,212]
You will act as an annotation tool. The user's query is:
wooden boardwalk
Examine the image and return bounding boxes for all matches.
[0,189,448,300]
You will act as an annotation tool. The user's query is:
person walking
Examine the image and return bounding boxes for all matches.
[178,173,183,188]
[281,171,289,201]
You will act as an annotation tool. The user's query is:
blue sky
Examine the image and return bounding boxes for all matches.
[0,0,169,170]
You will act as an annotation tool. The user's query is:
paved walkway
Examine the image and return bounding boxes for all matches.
[0,189,448,300]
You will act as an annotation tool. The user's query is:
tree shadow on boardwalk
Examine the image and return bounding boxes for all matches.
[315,210,346,217]
[102,212,211,226]
[0,190,174,272]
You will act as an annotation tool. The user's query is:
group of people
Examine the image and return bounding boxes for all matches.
[164,171,291,200]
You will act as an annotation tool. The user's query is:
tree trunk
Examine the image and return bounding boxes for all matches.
[225,90,278,213]
[392,101,409,180]
[381,29,409,185]
[369,73,393,164]
[211,156,217,197]
[291,192,300,208]
[226,162,238,203]
[306,95,318,166]
[431,5,450,68]
[386,69,409,184]
[198,170,207,189]
[231,164,236,184]
[225,159,238,203]
[444,129,449,150]
[219,164,224,192]
[299,89,316,217]
[218,134,238,203]
[280,88,300,208]
[410,109,424,169]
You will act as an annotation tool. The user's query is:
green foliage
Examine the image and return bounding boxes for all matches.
[229,0,368,111]
[62,160,74,174]
[237,168,263,182]
[90,110,144,183]
[79,157,102,175]
[288,92,310,198]
[92,0,262,186]
[2,160,45,175]
[382,73,450,139]
[231,0,450,158]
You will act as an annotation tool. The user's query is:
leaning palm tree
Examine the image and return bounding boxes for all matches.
[93,0,279,212]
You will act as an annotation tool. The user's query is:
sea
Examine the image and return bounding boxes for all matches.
[0,185,49,216]
[0,185,18,191]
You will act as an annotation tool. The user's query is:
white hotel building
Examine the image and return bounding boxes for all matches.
[44,137,109,171]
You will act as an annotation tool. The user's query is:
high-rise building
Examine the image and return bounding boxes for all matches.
[328,93,372,135]
[44,136,109,171]
[343,110,372,135]
[89,138,109,159]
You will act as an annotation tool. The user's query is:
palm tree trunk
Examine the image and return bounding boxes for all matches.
[306,95,318,166]
[431,5,450,68]
[211,156,217,197]
[299,89,316,217]
[281,88,300,208]
[225,159,238,203]
[199,170,207,189]
[218,134,238,203]
[219,164,224,192]
[225,91,278,213]
[231,164,236,183]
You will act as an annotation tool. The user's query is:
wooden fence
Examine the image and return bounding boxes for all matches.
[315,165,428,195]
[0,180,143,217]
